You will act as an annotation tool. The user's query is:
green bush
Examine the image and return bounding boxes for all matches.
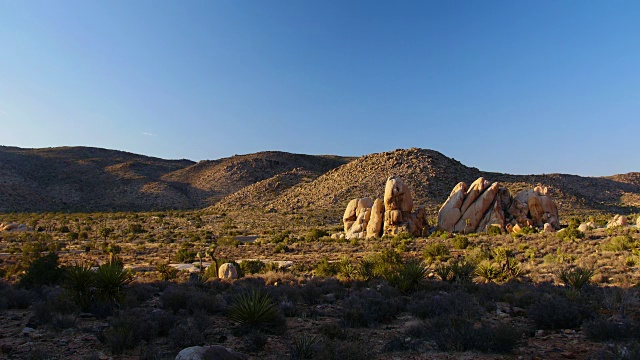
[451,236,470,249]
[19,252,64,288]
[306,228,329,242]
[557,228,585,241]
[174,248,196,263]
[423,243,450,264]
[239,260,266,275]
[602,235,636,252]
[315,257,339,277]
[486,225,502,236]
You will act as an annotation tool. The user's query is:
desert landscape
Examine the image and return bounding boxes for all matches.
[0,146,639,360]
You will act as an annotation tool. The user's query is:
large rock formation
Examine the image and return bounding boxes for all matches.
[342,176,428,239]
[438,177,560,234]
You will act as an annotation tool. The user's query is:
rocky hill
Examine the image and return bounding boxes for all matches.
[0,146,351,212]
[261,148,640,219]
[1,146,638,218]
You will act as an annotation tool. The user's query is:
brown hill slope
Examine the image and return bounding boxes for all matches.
[161,151,353,206]
[262,148,640,219]
[0,146,351,212]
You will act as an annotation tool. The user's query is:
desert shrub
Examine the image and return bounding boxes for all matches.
[100,311,151,354]
[274,243,290,253]
[408,290,482,320]
[128,223,145,234]
[451,236,470,249]
[341,288,403,327]
[95,260,133,304]
[313,339,370,360]
[149,309,176,337]
[168,318,206,349]
[300,277,346,305]
[242,330,268,352]
[315,257,339,277]
[67,232,79,240]
[155,262,179,281]
[584,318,640,341]
[174,248,196,263]
[423,243,450,264]
[227,288,286,334]
[557,228,585,241]
[602,235,636,252]
[590,343,640,360]
[486,225,502,236]
[2,287,34,309]
[306,228,328,242]
[239,260,266,275]
[424,316,519,353]
[371,248,403,278]
[160,284,223,315]
[318,322,345,340]
[19,252,64,288]
[557,266,596,291]
[528,294,587,329]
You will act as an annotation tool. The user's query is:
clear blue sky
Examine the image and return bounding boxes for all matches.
[1,1,638,176]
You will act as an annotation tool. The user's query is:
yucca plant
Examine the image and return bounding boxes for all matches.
[64,262,96,310]
[291,333,318,359]
[356,258,375,282]
[95,259,133,303]
[338,256,356,279]
[434,263,454,282]
[449,260,476,283]
[557,266,595,291]
[391,259,427,294]
[474,261,501,283]
[228,288,284,333]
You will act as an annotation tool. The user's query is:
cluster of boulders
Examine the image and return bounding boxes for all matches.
[0,223,31,232]
[341,176,429,239]
[438,177,560,234]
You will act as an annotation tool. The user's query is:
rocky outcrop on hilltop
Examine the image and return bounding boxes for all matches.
[438,177,559,234]
[341,176,429,239]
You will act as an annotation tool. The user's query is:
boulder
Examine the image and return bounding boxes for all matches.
[218,263,238,280]
[543,223,554,233]
[343,197,374,239]
[477,197,505,233]
[384,176,412,212]
[454,182,500,233]
[577,221,596,232]
[460,177,491,215]
[175,346,247,360]
[437,182,468,232]
[607,215,627,228]
[365,199,384,239]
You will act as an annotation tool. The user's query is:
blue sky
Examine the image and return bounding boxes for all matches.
[0,1,638,176]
